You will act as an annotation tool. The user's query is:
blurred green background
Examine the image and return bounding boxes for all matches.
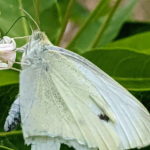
[0,0,150,149]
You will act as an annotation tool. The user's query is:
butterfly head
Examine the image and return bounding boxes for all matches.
[21,31,52,69]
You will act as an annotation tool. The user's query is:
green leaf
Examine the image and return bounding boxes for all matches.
[41,0,88,45]
[0,145,15,150]
[132,91,150,111]
[71,2,89,25]
[17,0,57,43]
[0,85,18,131]
[0,85,30,150]
[105,32,150,54]
[60,144,75,150]
[55,0,75,45]
[40,0,73,44]
[133,145,150,150]
[115,22,150,40]
[0,71,19,86]
[82,48,150,91]
[67,0,110,52]
[0,0,56,43]
[0,135,30,150]
[40,2,61,43]
[0,0,29,38]
[67,0,137,53]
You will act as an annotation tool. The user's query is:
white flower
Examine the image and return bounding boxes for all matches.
[0,36,16,70]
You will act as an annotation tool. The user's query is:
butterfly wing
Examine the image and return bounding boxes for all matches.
[44,45,150,149]
[20,46,119,150]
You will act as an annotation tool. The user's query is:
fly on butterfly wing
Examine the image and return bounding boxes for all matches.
[4,31,150,150]
[99,114,109,122]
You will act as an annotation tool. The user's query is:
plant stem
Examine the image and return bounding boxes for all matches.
[17,0,29,36]
[33,0,40,26]
[66,0,104,49]
[0,27,4,38]
[90,0,122,48]
[0,145,14,150]
[56,0,75,45]
[0,130,22,137]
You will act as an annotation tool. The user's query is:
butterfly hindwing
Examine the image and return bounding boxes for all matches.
[45,45,150,149]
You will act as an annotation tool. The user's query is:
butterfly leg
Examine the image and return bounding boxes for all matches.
[4,96,21,132]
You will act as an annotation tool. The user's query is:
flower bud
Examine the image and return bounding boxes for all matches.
[0,36,16,70]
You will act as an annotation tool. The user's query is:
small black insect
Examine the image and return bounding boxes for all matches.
[98,114,109,122]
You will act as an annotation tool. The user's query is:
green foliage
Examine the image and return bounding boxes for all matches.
[115,22,150,40]
[67,0,137,53]
[105,31,150,53]
[0,85,29,150]
[0,0,150,149]
[83,48,150,91]
[0,71,19,87]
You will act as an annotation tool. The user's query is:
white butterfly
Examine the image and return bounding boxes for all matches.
[4,31,150,150]
[0,36,16,69]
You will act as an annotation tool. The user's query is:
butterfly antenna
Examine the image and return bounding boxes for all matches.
[5,16,28,36]
[22,9,40,31]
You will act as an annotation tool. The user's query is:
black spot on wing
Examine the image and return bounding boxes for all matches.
[45,65,49,71]
[43,63,49,72]
[98,114,109,122]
